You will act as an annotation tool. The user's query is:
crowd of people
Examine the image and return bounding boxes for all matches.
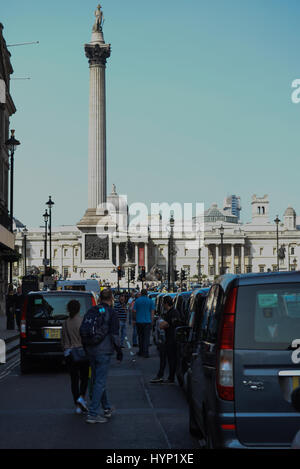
[4,283,182,424]
[61,287,182,424]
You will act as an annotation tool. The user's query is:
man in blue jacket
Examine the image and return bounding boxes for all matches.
[133,289,154,358]
[84,289,123,424]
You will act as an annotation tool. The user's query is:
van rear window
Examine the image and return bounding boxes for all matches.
[235,284,300,350]
[27,294,92,320]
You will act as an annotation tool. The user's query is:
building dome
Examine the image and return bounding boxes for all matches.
[284,206,296,217]
[204,203,238,224]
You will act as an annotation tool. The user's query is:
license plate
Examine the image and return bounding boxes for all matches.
[44,328,61,339]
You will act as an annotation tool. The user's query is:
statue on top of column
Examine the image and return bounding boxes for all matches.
[93,4,104,32]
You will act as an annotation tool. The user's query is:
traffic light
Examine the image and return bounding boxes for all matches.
[117,266,122,280]
[130,268,135,282]
[141,266,146,280]
[174,269,179,281]
[180,269,186,282]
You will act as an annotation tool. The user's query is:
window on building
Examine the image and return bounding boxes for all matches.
[40,249,43,258]
[259,265,265,273]
[235,266,241,274]
[273,248,276,256]
[54,249,57,258]
[64,249,68,257]
[184,249,188,256]
[209,266,215,276]
[246,266,252,273]
[260,248,263,256]
[291,247,295,255]
[75,249,79,257]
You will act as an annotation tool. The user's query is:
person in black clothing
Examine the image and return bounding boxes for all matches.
[6,284,16,330]
[150,295,183,384]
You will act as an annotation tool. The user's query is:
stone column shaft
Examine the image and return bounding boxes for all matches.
[88,63,107,209]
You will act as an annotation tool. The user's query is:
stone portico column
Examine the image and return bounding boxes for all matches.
[203,245,209,277]
[231,244,235,273]
[145,243,148,272]
[116,243,120,267]
[135,244,139,277]
[241,245,245,274]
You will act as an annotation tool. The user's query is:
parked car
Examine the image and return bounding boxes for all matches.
[20,290,97,373]
[174,291,193,324]
[186,272,300,448]
[175,288,209,387]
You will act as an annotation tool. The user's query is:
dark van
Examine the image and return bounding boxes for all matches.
[20,290,96,373]
[176,288,209,387]
[188,272,300,448]
[174,291,193,324]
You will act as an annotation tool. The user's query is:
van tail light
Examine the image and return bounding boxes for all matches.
[91,295,96,306]
[20,297,28,339]
[217,287,237,401]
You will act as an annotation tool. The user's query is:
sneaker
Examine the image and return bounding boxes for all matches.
[86,414,108,424]
[75,406,83,415]
[103,407,115,418]
[77,396,88,412]
[150,377,164,384]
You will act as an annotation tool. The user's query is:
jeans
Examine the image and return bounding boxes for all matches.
[86,352,111,417]
[119,320,127,347]
[136,323,152,357]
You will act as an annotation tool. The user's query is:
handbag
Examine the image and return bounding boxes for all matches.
[65,320,89,364]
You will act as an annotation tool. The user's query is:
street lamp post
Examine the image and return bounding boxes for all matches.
[5,130,21,283]
[23,226,28,276]
[198,246,201,284]
[46,196,55,271]
[167,213,175,292]
[43,210,49,277]
[274,215,280,271]
[5,130,21,232]
[220,224,225,275]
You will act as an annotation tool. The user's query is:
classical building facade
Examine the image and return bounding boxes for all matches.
[14,193,300,286]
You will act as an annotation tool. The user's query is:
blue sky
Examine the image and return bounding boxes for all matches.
[2,0,300,227]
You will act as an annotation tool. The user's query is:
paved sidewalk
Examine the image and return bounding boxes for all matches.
[0,314,19,342]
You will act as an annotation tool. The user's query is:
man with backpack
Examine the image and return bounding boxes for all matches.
[80,289,123,424]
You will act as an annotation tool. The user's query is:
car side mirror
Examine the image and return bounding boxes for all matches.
[176,326,191,344]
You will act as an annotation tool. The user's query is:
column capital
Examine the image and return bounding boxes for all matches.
[85,43,111,66]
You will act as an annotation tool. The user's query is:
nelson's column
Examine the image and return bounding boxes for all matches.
[77,5,119,277]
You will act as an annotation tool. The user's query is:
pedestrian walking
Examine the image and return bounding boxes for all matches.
[130,291,140,347]
[80,288,123,424]
[61,300,90,414]
[133,289,154,358]
[14,286,25,331]
[114,293,128,348]
[6,284,16,330]
[150,295,183,384]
